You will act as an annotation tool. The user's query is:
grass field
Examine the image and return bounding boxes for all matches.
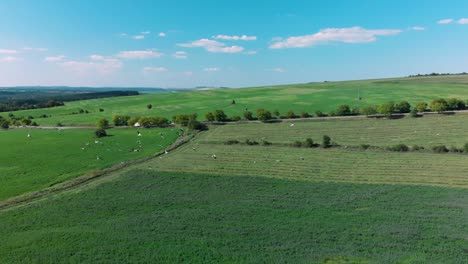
[200,114,468,148]
[7,75,468,126]
[0,171,466,263]
[0,128,179,201]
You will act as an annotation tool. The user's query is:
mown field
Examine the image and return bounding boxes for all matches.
[7,75,468,126]
[0,128,179,201]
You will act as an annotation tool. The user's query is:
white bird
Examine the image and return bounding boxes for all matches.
[290,124,295,127]
[95,140,99,144]
[96,156,101,160]
[27,133,31,138]
[165,150,169,154]
[81,147,85,150]
[276,160,280,162]
[212,154,217,159]
[137,132,142,137]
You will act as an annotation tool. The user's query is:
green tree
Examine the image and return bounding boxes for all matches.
[322,135,331,148]
[361,106,377,116]
[286,110,297,119]
[112,115,131,126]
[147,104,153,110]
[447,98,465,110]
[127,117,141,126]
[430,99,448,112]
[214,110,228,122]
[273,110,280,117]
[395,101,411,113]
[94,128,107,138]
[256,109,272,122]
[205,112,215,122]
[96,118,109,128]
[377,102,395,117]
[409,108,419,118]
[415,102,428,112]
[336,105,351,116]
[243,111,254,120]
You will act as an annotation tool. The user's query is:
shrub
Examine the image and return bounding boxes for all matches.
[21,118,32,126]
[449,146,462,153]
[377,102,395,117]
[99,108,104,112]
[285,110,298,119]
[173,113,197,126]
[56,122,63,127]
[225,139,240,145]
[94,128,107,138]
[273,110,280,117]
[360,144,371,150]
[336,105,351,116]
[96,118,109,128]
[256,109,272,122]
[361,106,377,116]
[245,139,259,145]
[387,144,409,152]
[409,108,419,118]
[127,117,140,126]
[231,115,241,121]
[412,145,424,151]
[31,121,39,126]
[1,121,9,129]
[261,140,272,146]
[147,104,153,110]
[79,109,85,114]
[300,111,311,118]
[432,145,449,153]
[447,98,465,110]
[464,143,468,153]
[430,99,448,112]
[243,111,254,120]
[138,117,169,128]
[205,112,215,122]
[291,141,302,147]
[415,102,428,112]
[112,115,131,126]
[395,101,411,113]
[315,110,327,117]
[351,107,360,115]
[214,110,228,122]
[231,99,236,104]
[322,135,331,148]
[305,138,314,148]
[187,119,207,131]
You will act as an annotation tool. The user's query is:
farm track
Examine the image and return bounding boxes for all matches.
[0,133,197,212]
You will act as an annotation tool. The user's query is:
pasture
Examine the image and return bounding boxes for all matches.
[7,75,468,126]
[0,128,179,201]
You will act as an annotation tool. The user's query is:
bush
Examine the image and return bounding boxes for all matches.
[415,102,428,112]
[187,119,207,131]
[360,144,371,150]
[1,121,9,129]
[412,145,424,151]
[205,112,215,122]
[56,122,63,127]
[99,108,104,112]
[245,139,259,145]
[225,139,240,145]
[112,115,131,126]
[291,141,302,147]
[387,144,409,152]
[304,138,315,148]
[173,114,197,126]
[231,115,241,121]
[261,140,272,146]
[464,143,468,153]
[31,121,39,126]
[322,135,331,148]
[214,110,228,122]
[273,110,280,117]
[94,128,107,138]
[430,99,448,112]
[351,107,360,115]
[447,98,465,110]
[377,102,395,117]
[395,101,411,113]
[336,105,351,116]
[138,117,169,128]
[300,111,311,118]
[449,146,463,153]
[127,117,140,126]
[409,108,419,118]
[315,110,327,117]
[147,104,153,110]
[256,109,272,122]
[96,118,109,128]
[361,106,377,116]
[285,110,298,119]
[243,111,254,120]
[432,145,449,153]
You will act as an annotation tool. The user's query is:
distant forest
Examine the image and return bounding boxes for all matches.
[408,72,468,77]
[0,90,139,112]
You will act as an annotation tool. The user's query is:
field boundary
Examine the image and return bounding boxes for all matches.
[0,132,197,212]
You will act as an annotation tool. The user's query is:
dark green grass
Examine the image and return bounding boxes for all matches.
[8,75,468,126]
[0,128,178,201]
[0,171,466,263]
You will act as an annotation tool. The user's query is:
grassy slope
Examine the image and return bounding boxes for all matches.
[8,75,468,126]
[0,171,466,263]
[0,128,179,201]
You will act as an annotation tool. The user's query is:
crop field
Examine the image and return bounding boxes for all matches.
[0,128,179,201]
[0,171,466,263]
[201,114,468,148]
[7,75,468,126]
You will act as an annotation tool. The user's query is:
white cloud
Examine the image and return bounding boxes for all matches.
[458,18,468,24]
[438,18,454,24]
[141,31,151,35]
[117,33,128,37]
[173,51,188,59]
[269,26,402,49]
[410,26,425,31]
[23,47,47,51]
[213,35,257,41]
[244,50,257,55]
[271,68,285,73]
[44,55,66,62]
[158,32,166,37]
[178,38,244,53]
[1,56,20,62]
[0,49,18,54]
[59,58,122,75]
[132,35,145,40]
[90,54,105,61]
[143,67,168,72]
[204,67,220,72]
[116,50,163,59]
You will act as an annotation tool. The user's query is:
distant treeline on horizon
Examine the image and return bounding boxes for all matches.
[408,72,468,78]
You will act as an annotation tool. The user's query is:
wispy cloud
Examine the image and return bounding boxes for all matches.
[116,50,163,59]
[132,35,145,40]
[269,26,402,49]
[59,56,122,74]
[158,32,166,37]
[117,33,128,37]
[44,55,66,62]
[141,31,151,35]
[0,49,18,54]
[1,56,21,62]
[204,67,220,72]
[178,39,244,53]
[23,47,48,51]
[458,18,468,24]
[268,67,285,73]
[410,26,425,31]
[143,67,168,72]
[437,18,454,24]
[213,35,257,41]
[244,50,257,55]
[173,51,188,59]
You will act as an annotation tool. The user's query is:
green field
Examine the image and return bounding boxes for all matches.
[7,75,468,126]
[0,128,179,201]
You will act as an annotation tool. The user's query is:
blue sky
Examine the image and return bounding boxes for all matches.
[1,0,468,88]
